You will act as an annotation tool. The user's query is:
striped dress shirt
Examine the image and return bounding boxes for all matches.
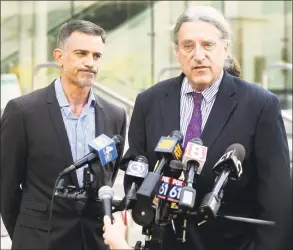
[180,70,224,144]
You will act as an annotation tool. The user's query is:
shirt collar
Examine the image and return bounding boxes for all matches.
[54,77,96,108]
[181,70,224,103]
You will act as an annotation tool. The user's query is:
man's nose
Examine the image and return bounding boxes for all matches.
[84,54,95,68]
[193,46,206,62]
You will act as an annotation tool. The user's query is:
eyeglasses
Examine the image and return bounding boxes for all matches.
[179,40,217,54]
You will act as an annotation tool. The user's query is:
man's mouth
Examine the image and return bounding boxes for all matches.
[80,70,96,74]
[193,66,208,69]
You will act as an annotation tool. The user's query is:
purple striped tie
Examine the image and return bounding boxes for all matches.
[183,92,203,149]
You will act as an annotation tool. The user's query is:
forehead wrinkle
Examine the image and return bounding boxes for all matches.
[178,21,223,42]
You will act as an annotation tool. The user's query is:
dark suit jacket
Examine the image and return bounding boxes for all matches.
[1,80,126,250]
[122,71,292,250]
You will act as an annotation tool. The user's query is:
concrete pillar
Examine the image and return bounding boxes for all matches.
[18,1,34,94]
[33,1,48,90]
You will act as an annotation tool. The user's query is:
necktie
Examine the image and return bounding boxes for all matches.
[183,92,203,149]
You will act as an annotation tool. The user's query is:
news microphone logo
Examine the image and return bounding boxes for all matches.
[155,137,183,160]
[156,176,184,203]
[126,159,149,178]
[213,144,245,180]
[182,139,207,174]
[89,134,118,166]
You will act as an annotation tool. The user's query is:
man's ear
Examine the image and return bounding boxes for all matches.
[53,48,64,67]
[175,45,180,62]
[224,42,230,59]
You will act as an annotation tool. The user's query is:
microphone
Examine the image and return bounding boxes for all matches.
[157,160,185,221]
[212,143,244,180]
[166,160,185,210]
[125,155,149,190]
[135,131,184,204]
[157,160,184,202]
[182,138,208,174]
[98,186,114,223]
[59,134,123,176]
[132,160,184,227]
[153,130,184,174]
[113,134,124,155]
[124,156,149,209]
[179,138,207,210]
[163,159,183,179]
[199,143,245,221]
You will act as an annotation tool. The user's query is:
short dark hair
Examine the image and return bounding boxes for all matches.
[56,20,106,48]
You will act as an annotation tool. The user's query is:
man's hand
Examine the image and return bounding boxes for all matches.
[103,213,131,249]
[153,197,159,206]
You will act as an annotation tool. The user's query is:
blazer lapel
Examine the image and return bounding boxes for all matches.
[160,74,185,136]
[94,94,105,137]
[201,72,238,151]
[46,81,78,186]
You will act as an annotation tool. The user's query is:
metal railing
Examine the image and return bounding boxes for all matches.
[32,61,60,91]
[157,65,181,82]
[282,110,292,123]
[262,62,292,90]
[91,83,134,119]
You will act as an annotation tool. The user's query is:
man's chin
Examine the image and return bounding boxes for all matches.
[190,75,212,88]
[76,80,95,88]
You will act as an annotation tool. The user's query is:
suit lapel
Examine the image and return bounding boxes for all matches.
[201,72,238,151]
[46,81,78,186]
[94,94,105,137]
[160,74,185,135]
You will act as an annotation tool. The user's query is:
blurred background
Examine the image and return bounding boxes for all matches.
[1,1,292,106]
[1,1,292,248]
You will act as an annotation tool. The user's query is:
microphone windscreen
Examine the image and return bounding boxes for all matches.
[226,143,245,163]
[170,130,184,143]
[190,138,203,145]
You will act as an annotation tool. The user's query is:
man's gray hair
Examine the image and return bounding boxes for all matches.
[172,5,241,77]
[56,20,106,49]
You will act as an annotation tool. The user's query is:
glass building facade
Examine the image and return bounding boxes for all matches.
[1,1,292,109]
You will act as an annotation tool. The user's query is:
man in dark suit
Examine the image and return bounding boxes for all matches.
[122,5,291,250]
[1,20,126,250]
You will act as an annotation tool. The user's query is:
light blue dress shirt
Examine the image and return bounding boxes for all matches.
[55,77,96,187]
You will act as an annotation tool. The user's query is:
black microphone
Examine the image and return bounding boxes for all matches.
[156,160,184,202]
[159,160,184,217]
[124,155,149,209]
[98,186,114,223]
[199,143,245,221]
[132,160,184,227]
[163,159,183,179]
[113,134,124,154]
[179,138,208,210]
[154,130,184,174]
[212,143,245,180]
[59,134,123,176]
[125,155,149,190]
[135,131,184,204]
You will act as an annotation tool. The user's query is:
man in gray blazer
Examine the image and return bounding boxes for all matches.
[1,20,126,250]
